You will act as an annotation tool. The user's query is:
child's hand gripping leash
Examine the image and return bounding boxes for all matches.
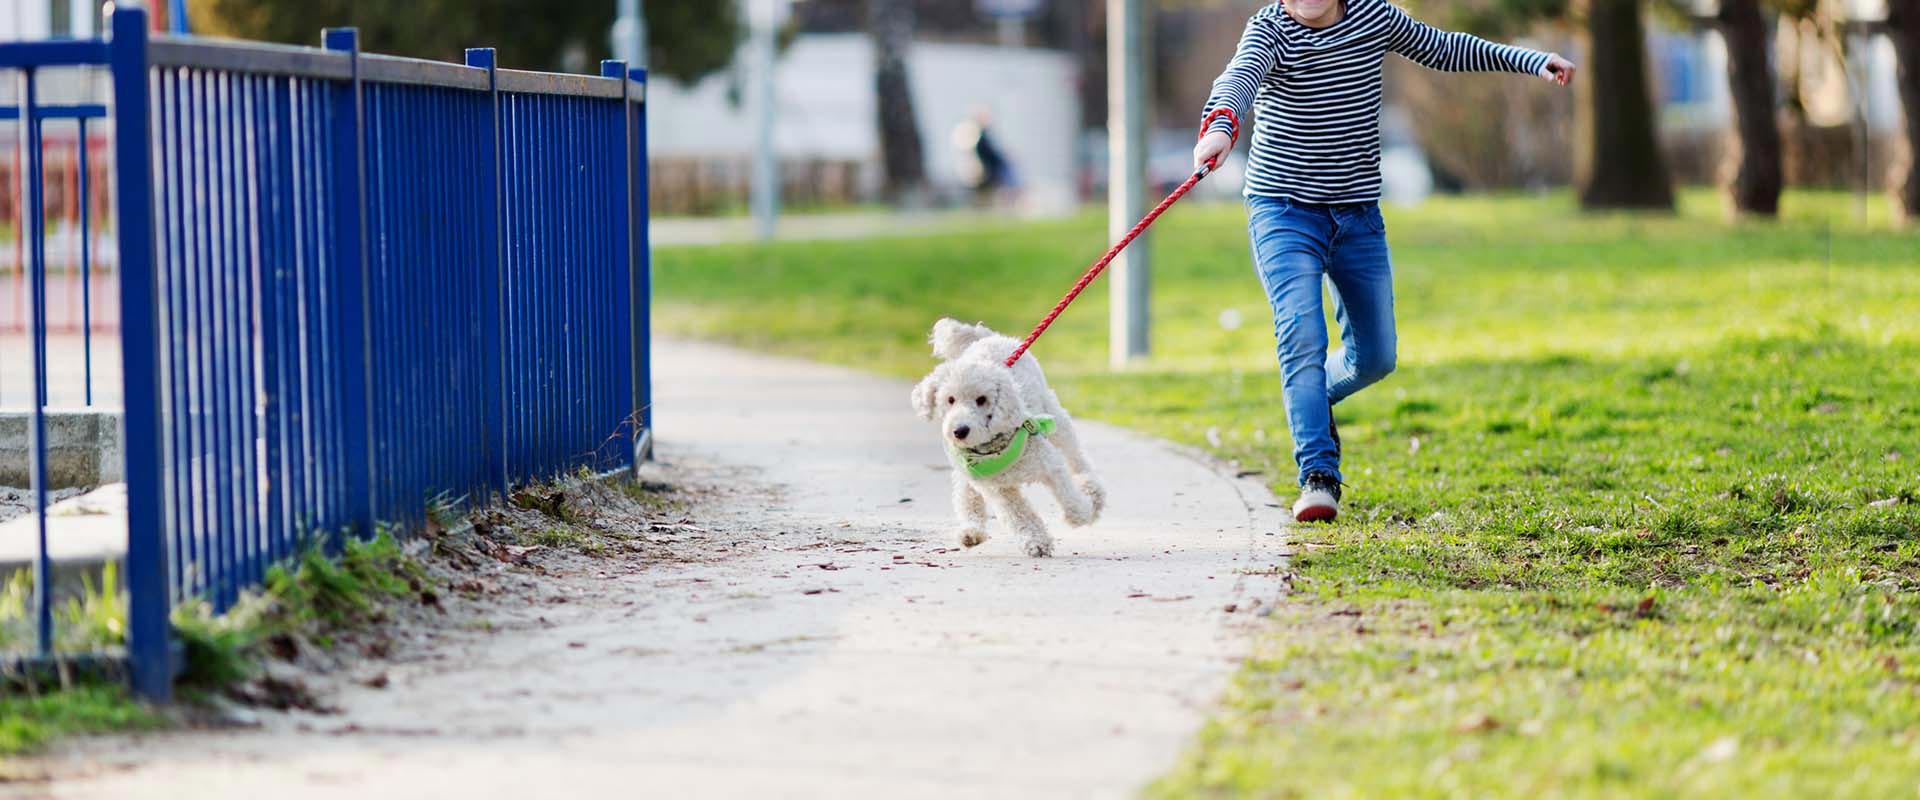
[1004,108,1240,368]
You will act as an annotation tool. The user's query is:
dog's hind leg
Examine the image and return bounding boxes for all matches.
[988,487,1053,557]
[1035,444,1097,528]
[953,476,990,548]
[1045,419,1106,521]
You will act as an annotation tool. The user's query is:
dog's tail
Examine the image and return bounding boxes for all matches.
[929,318,996,360]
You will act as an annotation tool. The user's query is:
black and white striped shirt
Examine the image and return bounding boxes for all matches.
[1202,0,1550,205]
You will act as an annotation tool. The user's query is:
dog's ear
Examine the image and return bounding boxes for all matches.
[910,369,943,421]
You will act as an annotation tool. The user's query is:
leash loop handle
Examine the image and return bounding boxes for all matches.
[1003,108,1240,368]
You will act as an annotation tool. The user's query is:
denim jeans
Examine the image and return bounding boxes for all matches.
[1246,195,1398,486]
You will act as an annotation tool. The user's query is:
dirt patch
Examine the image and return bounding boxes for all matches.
[172,457,774,730]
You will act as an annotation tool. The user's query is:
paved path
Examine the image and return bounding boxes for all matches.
[31,340,1289,799]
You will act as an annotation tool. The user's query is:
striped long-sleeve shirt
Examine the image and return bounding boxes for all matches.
[1202,0,1551,204]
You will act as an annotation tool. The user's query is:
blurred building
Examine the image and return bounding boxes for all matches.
[1,0,182,39]
[646,0,1085,215]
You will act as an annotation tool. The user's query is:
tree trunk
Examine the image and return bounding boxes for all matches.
[1573,0,1675,210]
[1890,0,1920,223]
[1716,0,1783,217]
[868,0,926,203]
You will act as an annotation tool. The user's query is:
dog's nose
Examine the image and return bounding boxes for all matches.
[952,425,971,441]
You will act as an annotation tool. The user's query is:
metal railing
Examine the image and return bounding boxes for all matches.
[2,8,652,700]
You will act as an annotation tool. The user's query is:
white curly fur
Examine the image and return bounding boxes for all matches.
[911,319,1105,557]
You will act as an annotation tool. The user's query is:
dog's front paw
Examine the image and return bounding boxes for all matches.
[957,527,989,548]
[1024,537,1055,558]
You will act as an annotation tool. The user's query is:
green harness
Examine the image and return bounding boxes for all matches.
[951,416,1056,479]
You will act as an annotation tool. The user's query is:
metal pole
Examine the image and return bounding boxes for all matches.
[614,0,648,69]
[1107,0,1150,367]
[749,0,780,240]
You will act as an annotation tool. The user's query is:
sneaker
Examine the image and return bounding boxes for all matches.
[1292,471,1342,523]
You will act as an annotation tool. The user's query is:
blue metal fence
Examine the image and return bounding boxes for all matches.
[3,8,651,700]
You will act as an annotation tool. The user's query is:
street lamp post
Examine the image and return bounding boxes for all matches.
[749,0,781,240]
[1108,0,1150,367]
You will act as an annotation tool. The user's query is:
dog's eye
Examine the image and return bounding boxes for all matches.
[946,396,955,405]
[975,396,987,407]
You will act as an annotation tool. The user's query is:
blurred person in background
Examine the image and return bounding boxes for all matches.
[953,105,1018,208]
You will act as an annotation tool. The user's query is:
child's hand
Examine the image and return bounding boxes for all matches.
[1540,54,1577,87]
[1194,131,1234,172]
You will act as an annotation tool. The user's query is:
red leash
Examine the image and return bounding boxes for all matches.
[1005,108,1239,368]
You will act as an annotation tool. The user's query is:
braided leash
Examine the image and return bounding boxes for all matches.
[1004,108,1240,368]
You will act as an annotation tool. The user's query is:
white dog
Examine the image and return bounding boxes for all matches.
[911,319,1105,557]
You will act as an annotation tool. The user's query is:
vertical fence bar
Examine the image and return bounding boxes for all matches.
[78,116,93,406]
[209,71,237,610]
[258,73,290,587]
[23,67,55,656]
[158,67,187,604]
[112,7,174,700]
[322,27,375,544]
[466,48,508,500]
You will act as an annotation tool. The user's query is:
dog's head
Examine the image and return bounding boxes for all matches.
[911,359,1028,448]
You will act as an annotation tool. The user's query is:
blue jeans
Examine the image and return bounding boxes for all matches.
[1246,196,1398,486]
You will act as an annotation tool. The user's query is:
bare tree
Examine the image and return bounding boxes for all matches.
[867,0,927,203]
[1715,0,1784,217]
[1573,0,1675,210]
[1891,0,1920,222]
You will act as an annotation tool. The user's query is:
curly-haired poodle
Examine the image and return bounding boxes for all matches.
[911,319,1105,557]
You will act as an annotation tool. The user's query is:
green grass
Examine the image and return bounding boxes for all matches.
[655,189,1920,797]
[0,686,160,760]
[1,530,433,756]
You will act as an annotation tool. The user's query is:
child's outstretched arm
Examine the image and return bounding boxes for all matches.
[1384,4,1576,85]
[1195,10,1283,170]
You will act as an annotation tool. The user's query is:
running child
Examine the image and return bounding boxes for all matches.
[1193,0,1576,522]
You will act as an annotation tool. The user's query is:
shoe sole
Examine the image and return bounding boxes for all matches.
[1293,504,1337,523]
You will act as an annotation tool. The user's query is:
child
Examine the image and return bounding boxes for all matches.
[1194,0,1575,522]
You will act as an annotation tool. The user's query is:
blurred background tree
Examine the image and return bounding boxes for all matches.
[1712,0,1784,217]
[1891,0,1920,221]
[1420,0,1676,211]
[186,0,743,83]
[867,0,928,202]
[1570,0,1675,209]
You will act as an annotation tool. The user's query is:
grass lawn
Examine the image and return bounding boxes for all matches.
[657,189,1920,797]
[0,685,159,763]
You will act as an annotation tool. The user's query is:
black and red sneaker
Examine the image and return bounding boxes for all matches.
[1292,471,1342,523]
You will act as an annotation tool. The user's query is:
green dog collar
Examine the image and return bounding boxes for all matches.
[952,416,1056,479]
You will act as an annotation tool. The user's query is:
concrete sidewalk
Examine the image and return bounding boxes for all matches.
[34,340,1291,799]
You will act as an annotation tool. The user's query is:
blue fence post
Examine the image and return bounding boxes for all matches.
[467,47,510,502]
[628,67,652,466]
[110,7,174,701]
[323,27,377,544]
